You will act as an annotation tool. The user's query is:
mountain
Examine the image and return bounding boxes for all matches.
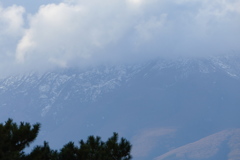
[154,129,240,160]
[0,54,240,159]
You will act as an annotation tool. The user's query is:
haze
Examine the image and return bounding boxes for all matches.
[0,0,240,76]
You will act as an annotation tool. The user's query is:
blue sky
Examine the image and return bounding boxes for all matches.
[0,0,240,76]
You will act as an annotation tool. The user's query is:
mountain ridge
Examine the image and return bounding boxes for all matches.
[0,55,240,159]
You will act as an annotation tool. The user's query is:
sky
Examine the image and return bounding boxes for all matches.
[0,0,240,77]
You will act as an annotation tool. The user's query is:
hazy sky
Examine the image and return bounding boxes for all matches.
[0,0,240,76]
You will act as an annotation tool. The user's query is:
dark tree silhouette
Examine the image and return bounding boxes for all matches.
[59,142,78,160]
[78,136,105,160]
[105,132,132,160]
[25,141,58,160]
[0,118,40,160]
[0,119,132,160]
[78,132,132,160]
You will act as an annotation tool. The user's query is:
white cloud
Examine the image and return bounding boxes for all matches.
[15,0,140,70]
[0,5,25,35]
[135,14,167,42]
[0,4,25,77]
[0,0,240,76]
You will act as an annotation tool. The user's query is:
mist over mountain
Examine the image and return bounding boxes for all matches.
[0,54,240,159]
[0,0,240,159]
[0,0,240,77]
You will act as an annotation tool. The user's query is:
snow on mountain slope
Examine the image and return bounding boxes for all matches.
[0,65,144,119]
[0,55,240,159]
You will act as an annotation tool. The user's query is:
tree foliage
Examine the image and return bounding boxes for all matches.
[0,118,40,160]
[0,118,132,160]
[25,141,58,160]
[77,133,132,160]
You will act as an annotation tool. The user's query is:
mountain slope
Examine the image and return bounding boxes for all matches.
[0,55,240,159]
[154,129,240,160]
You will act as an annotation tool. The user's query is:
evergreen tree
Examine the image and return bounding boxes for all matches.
[59,142,78,160]
[25,141,58,160]
[77,132,132,160]
[0,118,40,160]
[78,136,105,160]
[105,132,132,160]
[0,119,132,160]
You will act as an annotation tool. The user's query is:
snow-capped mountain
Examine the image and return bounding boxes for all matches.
[0,55,240,159]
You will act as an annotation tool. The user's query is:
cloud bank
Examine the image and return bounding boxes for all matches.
[0,0,240,76]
